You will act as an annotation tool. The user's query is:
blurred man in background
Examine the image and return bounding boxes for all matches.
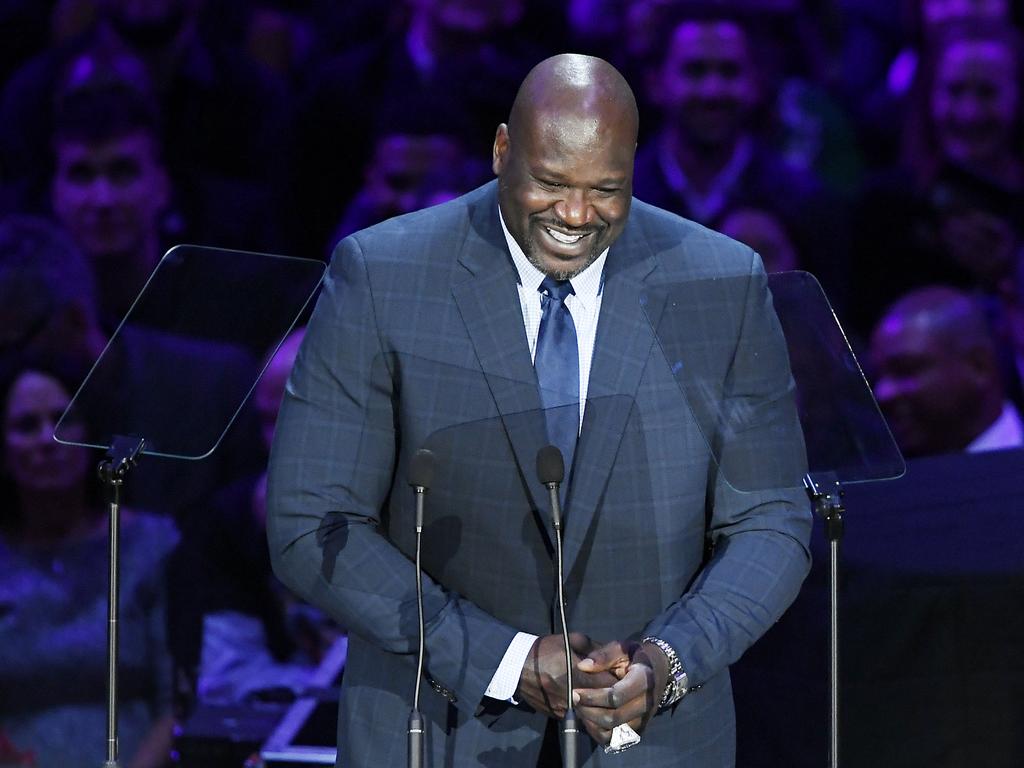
[870,285,1023,457]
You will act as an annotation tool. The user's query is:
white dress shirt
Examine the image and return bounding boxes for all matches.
[484,208,608,701]
[967,401,1024,453]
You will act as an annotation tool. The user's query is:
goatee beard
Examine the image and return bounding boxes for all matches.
[524,244,599,281]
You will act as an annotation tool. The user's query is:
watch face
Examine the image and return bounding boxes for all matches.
[668,671,688,704]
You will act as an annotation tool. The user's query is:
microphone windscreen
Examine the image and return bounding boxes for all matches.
[536,445,565,485]
[408,449,436,489]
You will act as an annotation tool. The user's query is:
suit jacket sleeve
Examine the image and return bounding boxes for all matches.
[642,254,812,687]
[266,236,518,716]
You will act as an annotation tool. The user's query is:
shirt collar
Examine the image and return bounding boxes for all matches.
[657,132,753,222]
[497,205,607,310]
[967,401,1024,452]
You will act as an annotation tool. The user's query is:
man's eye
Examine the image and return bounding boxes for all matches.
[945,82,968,99]
[719,62,740,79]
[108,159,142,184]
[975,83,997,101]
[9,415,43,434]
[684,61,708,78]
[66,165,95,184]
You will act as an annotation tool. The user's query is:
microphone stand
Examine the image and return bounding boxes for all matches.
[408,450,435,768]
[538,446,578,768]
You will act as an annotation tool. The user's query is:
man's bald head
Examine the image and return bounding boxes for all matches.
[877,286,995,355]
[870,286,1005,457]
[508,54,639,147]
[493,54,638,278]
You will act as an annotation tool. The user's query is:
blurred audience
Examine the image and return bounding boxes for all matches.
[331,131,490,246]
[0,216,107,368]
[993,251,1024,400]
[908,20,1022,188]
[852,20,1023,334]
[0,0,288,249]
[51,79,290,325]
[839,0,1018,168]
[287,0,543,257]
[0,353,177,768]
[169,328,341,705]
[0,215,263,522]
[719,206,800,273]
[632,11,851,311]
[0,2,52,94]
[241,1,318,83]
[870,285,1023,457]
[633,15,763,223]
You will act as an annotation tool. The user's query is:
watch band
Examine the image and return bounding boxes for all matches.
[641,636,689,708]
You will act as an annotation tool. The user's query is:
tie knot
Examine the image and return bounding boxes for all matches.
[539,277,575,302]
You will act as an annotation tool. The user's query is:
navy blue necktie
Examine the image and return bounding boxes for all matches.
[535,277,579,487]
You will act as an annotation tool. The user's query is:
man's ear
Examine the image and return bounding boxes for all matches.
[492,123,510,176]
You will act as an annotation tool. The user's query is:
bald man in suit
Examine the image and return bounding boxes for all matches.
[267,53,811,767]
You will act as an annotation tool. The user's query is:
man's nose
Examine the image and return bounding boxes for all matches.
[553,189,591,228]
[27,418,58,446]
[697,71,730,99]
[954,94,984,123]
[87,176,117,205]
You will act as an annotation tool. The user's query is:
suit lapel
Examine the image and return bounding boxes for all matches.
[451,185,549,518]
[562,219,662,575]
[449,186,666,563]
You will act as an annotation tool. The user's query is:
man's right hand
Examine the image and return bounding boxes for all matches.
[516,633,618,718]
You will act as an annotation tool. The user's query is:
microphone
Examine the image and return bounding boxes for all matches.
[536,445,565,530]
[409,449,435,530]
[408,449,435,768]
[536,445,578,768]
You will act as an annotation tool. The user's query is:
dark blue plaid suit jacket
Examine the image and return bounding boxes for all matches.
[267,181,812,767]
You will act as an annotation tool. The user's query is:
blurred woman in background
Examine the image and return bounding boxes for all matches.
[0,354,177,768]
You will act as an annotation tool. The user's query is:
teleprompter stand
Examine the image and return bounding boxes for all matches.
[97,436,145,767]
[646,270,905,768]
[53,246,326,767]
[804,472,845,768]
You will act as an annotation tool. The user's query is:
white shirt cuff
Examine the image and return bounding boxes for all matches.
[484,631,539,701]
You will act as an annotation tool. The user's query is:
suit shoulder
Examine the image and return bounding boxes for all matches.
[628,198,759,279]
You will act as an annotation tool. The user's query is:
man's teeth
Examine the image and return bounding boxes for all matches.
[546,228,585,244]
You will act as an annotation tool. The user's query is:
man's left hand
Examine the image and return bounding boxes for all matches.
[572,640,671,746]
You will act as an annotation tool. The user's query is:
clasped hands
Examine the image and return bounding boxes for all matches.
[516,633,671,747]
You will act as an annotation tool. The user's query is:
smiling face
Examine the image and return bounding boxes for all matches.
[869,293,998,457]
[3,370,88,494]
[363,134,465,218]
[52,131,170,262]
[492,107,635,279]
[932,39,1019,169]
[654,20,760,149]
